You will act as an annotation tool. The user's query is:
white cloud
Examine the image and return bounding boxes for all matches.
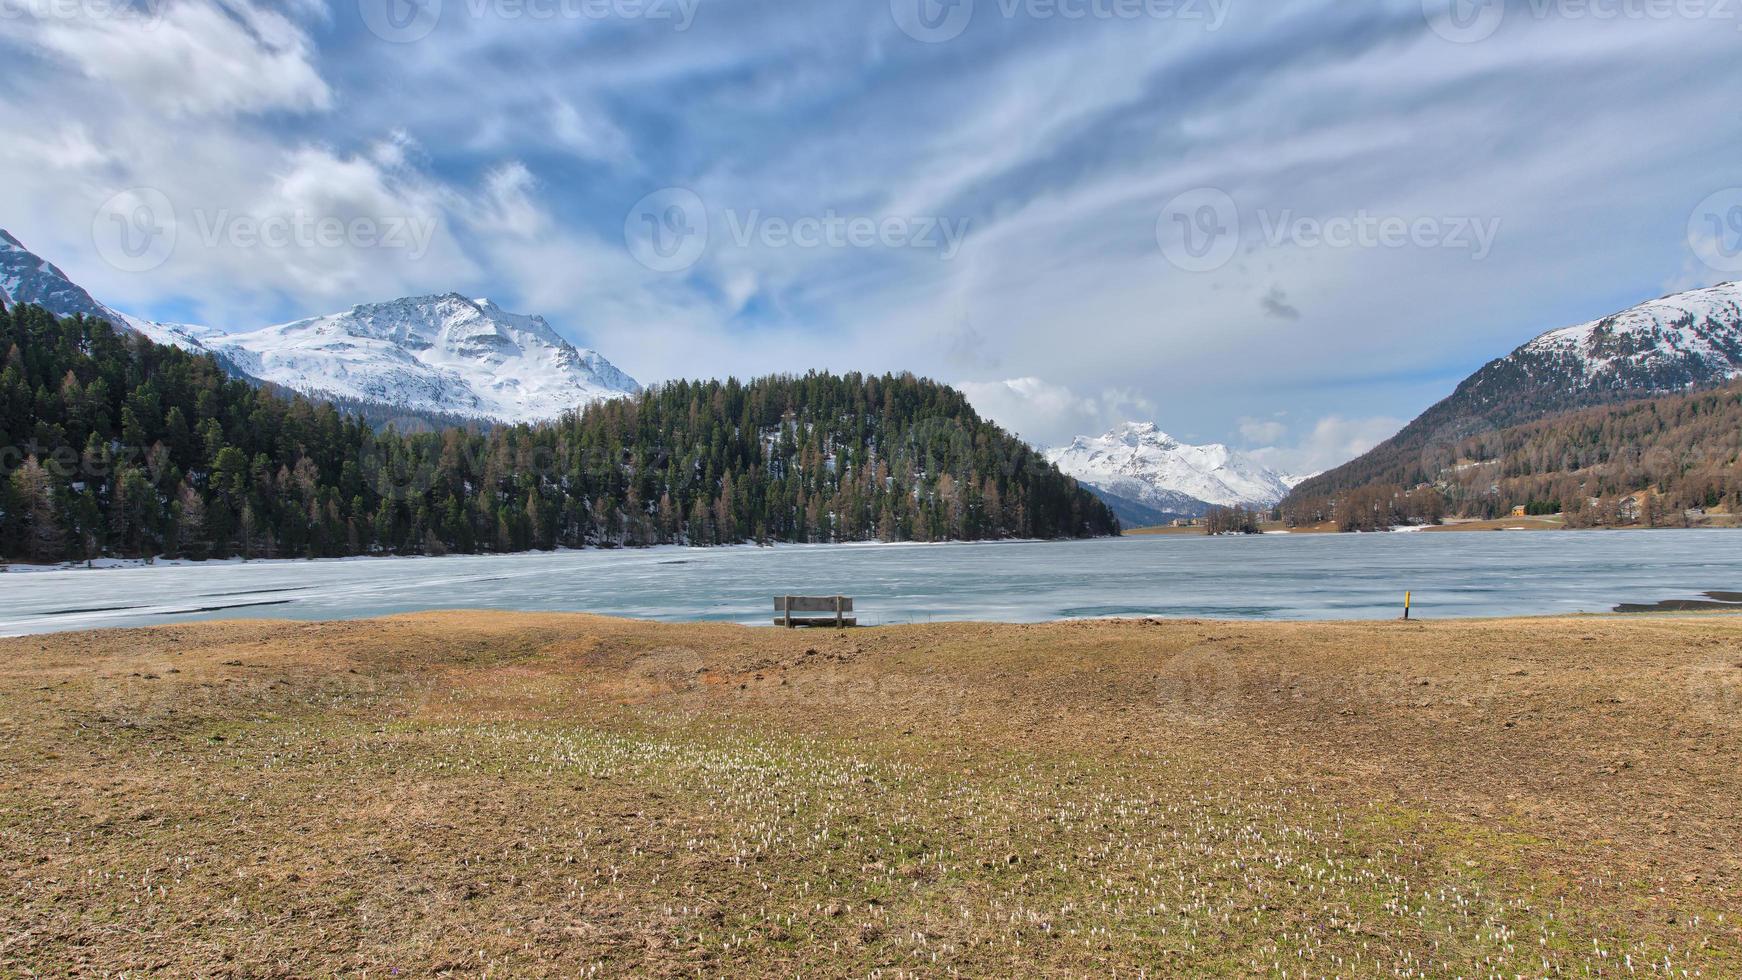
[3,0,1739,446]
[473,162,547,239]
[1238,417,1288,445]
[548,100,636,167]
[26,0,330,117]
[1245,415,1404,477]
[957,378,1154,447]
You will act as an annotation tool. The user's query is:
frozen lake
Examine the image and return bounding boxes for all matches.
[2,529,1740,636]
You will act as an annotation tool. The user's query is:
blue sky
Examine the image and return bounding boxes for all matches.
[3,0,1740,471]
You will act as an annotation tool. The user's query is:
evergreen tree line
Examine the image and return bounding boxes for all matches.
[0,304,1118,564]
[1281,381,1742,530]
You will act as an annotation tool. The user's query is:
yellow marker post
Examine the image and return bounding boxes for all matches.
[1404,591,1412,620]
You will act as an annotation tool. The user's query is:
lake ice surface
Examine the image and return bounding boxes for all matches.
[2,529,1738,636]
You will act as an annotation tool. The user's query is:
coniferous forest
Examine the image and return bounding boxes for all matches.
[0,304,1118,564]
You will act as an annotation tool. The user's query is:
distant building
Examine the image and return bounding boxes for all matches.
[1510,505,1528,518]
[1172,518,1198,528]
[1619,492,1646,523]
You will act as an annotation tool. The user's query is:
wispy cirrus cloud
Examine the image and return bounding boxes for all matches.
[0,0,1737,468]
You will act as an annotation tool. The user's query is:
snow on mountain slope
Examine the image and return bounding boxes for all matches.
[1046,422,1296,514]
[1515,280,1742,389]
[0,229,640,423]
[1,229,133,327]
[203,294,640,423]
[1291,280,1742,502]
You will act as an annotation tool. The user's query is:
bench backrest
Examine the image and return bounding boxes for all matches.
[774,595,855,628]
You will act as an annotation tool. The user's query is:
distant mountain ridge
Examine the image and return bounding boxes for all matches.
[1289,280,1742,504]
[0,229,640,424]
[184,294,641,423]
[1046,422,1303,521]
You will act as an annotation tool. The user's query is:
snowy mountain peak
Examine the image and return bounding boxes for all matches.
[0,228,641,424]
[1514,280,1742,388]
[214,294,641,423]
[1047,422,1296,517]
[1107,420,1180,449]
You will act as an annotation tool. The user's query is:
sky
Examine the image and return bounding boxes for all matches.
[2,0,1740,474]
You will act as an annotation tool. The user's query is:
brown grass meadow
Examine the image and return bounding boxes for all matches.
[2,612,1740,976]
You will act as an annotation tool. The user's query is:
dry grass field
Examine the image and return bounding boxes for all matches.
[3,612,1740,976]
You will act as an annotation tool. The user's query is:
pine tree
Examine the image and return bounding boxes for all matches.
[11,456,63,563]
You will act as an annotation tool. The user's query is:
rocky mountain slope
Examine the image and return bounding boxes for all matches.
[1,229,132,326]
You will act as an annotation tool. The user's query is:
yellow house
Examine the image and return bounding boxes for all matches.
[1510,505,1527,517]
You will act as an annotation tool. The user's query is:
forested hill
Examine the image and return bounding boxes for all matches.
[1282,380,1742,530]
[0,303,1117,563]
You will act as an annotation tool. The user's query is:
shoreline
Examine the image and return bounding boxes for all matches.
[1131,515,1741,535]
[11,517,1740,571]
[10,602,1742,644]
[0,535,1063,575]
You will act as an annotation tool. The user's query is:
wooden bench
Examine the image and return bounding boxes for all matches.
[774,595,856,628]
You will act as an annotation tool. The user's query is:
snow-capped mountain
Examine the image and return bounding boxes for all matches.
[1291,280,1742,502]
[195,295,640,423]
[1046,422,1302,517]
[0,229,640,423]
[1506,280,1742,392]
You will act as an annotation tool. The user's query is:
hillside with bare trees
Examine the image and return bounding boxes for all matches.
[1283,381,1742,529]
